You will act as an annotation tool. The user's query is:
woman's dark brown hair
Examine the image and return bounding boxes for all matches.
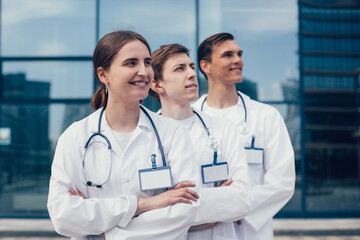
[91,30,151,110]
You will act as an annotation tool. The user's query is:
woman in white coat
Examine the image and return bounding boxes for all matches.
[149,43,252,239]
[47,30,201,240]
[193,32,295,240]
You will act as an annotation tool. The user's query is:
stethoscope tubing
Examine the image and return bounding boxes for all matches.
[200,91,247,133]
[81,105,166,188]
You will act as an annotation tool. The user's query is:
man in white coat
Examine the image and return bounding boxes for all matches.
[149,43,252,239]
[192,32,295,240]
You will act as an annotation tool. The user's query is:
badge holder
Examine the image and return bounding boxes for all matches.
[244,136,264,165]
[139,154,173,191]
[201,137,229,185]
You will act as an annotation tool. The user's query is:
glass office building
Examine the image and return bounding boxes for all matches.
[0,0,357,218]
[300,0,360,216]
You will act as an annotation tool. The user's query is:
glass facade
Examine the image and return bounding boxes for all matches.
[0,0,356,218]
[300,0,360,215]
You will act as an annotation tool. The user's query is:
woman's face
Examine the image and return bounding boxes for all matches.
[100,40,154,104]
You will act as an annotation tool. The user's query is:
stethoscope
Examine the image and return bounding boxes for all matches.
[200,91,248,134]
[80,105,165,188]
[193,110,219,164]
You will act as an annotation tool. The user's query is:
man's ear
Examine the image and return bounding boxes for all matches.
[97,67,109,85]
[150,79,165,95]
[200,60,211,76]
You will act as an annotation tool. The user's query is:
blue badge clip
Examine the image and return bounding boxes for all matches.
[151,154,157,169]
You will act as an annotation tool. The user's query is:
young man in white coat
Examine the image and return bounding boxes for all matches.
[192,32,295,240]
[150,43,253,239]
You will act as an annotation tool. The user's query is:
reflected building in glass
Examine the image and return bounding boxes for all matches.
[299,0,360,213]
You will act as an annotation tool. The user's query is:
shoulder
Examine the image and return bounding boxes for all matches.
[241,92,281,119]
[59,109,100,142]
[140,106,184,134]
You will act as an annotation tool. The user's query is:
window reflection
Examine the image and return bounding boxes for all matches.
[0,103,92,217]
[99,0,196,60]
[1,0,96,56]
[3,62,94,99]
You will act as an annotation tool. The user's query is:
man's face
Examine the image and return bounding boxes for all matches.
[157,53,199,105]
[206,40,244,84]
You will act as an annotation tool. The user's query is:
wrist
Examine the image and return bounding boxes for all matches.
[135,198,149,216]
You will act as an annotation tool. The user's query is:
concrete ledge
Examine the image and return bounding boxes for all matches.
[0,218,359,237]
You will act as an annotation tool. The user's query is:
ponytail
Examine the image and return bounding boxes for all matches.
[91,86,107,111]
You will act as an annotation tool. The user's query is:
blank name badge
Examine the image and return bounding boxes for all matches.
[138,166,173,191]
[201,162,228,184]
[245,148,264,164]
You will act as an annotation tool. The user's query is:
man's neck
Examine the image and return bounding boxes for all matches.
[160,100,194,120]
[206,80,238,109]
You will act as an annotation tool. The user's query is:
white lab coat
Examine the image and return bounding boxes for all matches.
[193,92,295,240]
[47,106,201,240]
[183,110,252,240]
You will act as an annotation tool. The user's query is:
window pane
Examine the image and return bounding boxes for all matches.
[0,103,92,217]
[1,0,96,56]
[2,61,94,99]
[99,0,196,62]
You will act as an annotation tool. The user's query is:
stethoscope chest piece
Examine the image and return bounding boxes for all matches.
[207,135,219,150]
[240,122,249,134]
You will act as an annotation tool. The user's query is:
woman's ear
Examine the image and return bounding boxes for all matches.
[97,67,109,85]
[150,79,165,95]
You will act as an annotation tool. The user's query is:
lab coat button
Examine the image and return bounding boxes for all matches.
[125,179,129,183]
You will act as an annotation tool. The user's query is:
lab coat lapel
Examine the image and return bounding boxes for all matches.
[128,108,152,147]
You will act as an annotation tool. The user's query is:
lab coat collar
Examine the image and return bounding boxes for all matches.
[224,91,252,127]
[87,106,153,157]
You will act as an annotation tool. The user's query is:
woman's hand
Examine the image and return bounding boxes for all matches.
[68,188,86,199]
[135,181,199,216]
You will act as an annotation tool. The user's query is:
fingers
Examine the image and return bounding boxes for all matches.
[172,181,196,190]
[68,188,77,196]
[220,178,233,187]
[75,187,87,199]
[67,187,86,199]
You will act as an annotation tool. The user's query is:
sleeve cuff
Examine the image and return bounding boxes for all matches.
[118,195,137,227]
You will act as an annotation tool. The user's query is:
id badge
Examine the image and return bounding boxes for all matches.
[244,147,264,164]
[201,162,228,184]
[138,166,173,191]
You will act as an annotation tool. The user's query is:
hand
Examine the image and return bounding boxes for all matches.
[189,222,217,231]
[135,181,199,216]
[68,187,86,199]
[219,178,233,187]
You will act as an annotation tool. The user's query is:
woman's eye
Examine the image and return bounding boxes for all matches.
[144,60,151,66]
[175,67,183,71]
